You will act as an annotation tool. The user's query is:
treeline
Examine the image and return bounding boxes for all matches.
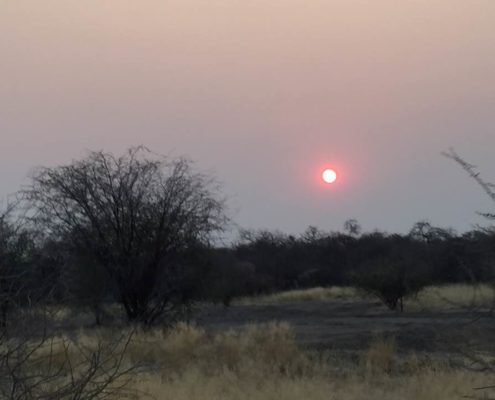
[2,212,494,324]
[208,223,494,310]
[1,147,494,329]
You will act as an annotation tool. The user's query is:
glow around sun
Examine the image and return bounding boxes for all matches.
[322,168,337,184]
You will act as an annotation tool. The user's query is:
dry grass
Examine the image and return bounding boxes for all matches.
[407,284,495,311]
[136,368,495,400]
[238,284,495,312]
[237,286,359,304]
[15,311,495,399]
[126,322,309,378]
[125,323,495,400]
[362,335,396,375]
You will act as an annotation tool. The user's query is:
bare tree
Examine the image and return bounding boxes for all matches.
[443,149,495,220]
[344,219,361,237]
[25,147,227,325]
[443,149,495,396]
[443,149,495,291]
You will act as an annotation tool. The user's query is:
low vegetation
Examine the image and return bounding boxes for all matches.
[136,369,493,400]
[408,284,495,311]
[14,322,491,400]
[237,286,359,304]
[0,329,138,399]
[0,148,494,398]
[134,326,492,400]
[238,284,495,311]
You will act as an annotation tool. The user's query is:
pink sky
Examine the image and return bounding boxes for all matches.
[1,0,495,235]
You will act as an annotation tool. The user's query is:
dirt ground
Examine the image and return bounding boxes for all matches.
[193,299,495,356]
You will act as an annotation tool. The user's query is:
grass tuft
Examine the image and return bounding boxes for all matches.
[362,335,396,375]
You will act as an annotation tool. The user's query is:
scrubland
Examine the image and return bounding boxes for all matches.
[7,285,495,399]
[129,323,494,400]
[30,321,494,400]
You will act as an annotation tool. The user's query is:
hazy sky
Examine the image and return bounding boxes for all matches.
[1,0,495,236]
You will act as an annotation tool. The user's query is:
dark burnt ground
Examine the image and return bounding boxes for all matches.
[192,299,495,356]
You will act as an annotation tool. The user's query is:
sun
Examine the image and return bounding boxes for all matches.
[322,168,337,184]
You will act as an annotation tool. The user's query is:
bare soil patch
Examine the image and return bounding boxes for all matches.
[193,299,495,356]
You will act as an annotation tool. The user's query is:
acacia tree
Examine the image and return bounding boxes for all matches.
[25,147,226,325]
[444,149,495,292]
[442,152,495,387]
[349,235,431,311]
[344,219,362,237]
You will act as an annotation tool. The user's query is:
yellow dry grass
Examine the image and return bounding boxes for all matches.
[126,321,307,377]
[18,301,495,400]
[362,335,397,375]
[237,286,359,304]
[126,323,494,400]
[136,369,494,400]
[408,284,495,311]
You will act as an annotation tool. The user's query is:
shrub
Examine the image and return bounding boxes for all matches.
[350,237,431,311]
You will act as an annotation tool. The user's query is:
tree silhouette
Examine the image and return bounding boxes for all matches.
[25,147,227,325]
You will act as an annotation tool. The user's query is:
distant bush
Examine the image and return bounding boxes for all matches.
[350,236,431,311]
